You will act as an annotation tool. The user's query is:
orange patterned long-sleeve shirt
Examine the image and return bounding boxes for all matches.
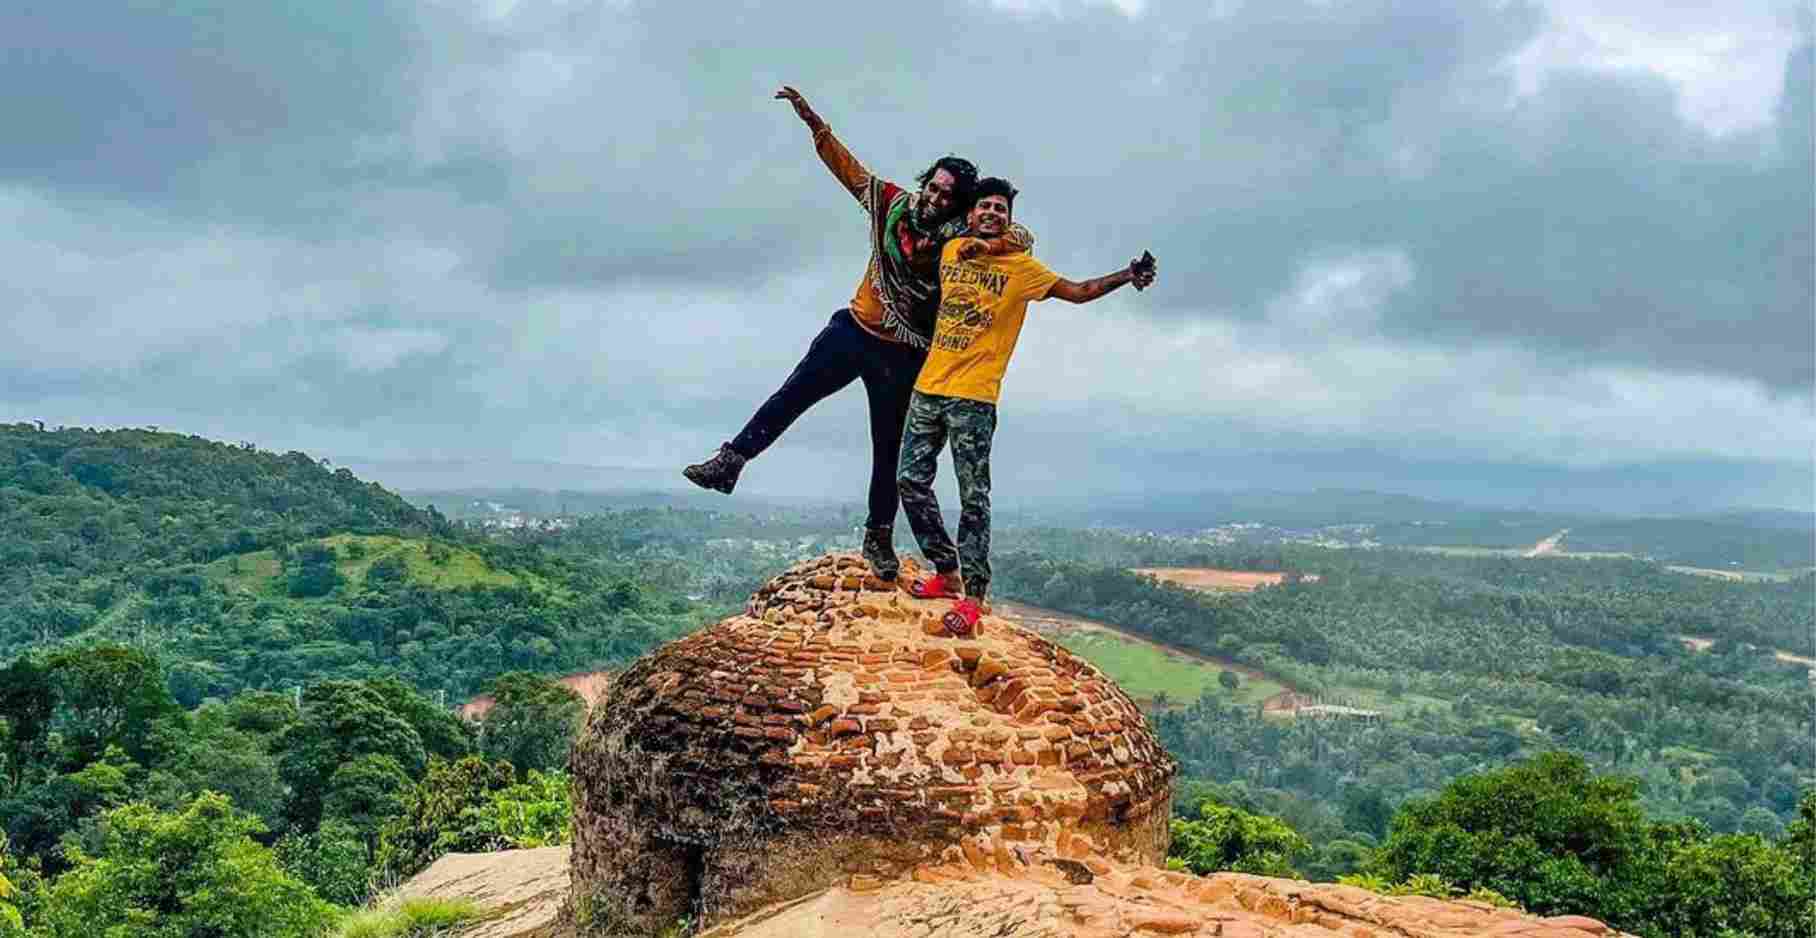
[811,126,893,335]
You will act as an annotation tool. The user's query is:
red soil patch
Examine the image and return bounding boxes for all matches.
[459,669,612,721]
[1261,691,1301,713]
[1131,568,1318,592]
[1260,691,1381,719]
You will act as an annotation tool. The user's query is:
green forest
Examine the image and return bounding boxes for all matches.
[985,531,1812,830]
[0,424,1810,937]
[0,425,712,705]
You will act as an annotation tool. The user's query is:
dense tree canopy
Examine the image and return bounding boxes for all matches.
[0,426,712,706]
[477,672,586,774]
[1372,755,1813,938]
[1168,797,1308,878]
[31,793,336,938]
[2,427,1809,936]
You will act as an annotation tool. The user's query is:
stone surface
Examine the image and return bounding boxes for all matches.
[397,844,1628,938]
[538,553,1634,938]
[567,553,1176,933]
[691,865,1634,938]
[393,846,568,938]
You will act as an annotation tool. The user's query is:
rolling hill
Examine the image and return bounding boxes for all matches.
[0,424,706,704]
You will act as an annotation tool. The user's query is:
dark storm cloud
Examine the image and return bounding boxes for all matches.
[0,0,1809,509]
[406,0,1812,387]
[0,0,421,214]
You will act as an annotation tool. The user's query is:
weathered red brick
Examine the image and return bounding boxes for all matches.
[972,656,1009,687]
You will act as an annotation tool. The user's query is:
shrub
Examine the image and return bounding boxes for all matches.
[1168,798,1308,878]
[33,793,337,938]
[336,896,480,938]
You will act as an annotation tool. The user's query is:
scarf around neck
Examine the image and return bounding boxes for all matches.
[867,182,960,348]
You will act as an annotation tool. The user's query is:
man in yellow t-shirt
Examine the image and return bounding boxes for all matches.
[899,177,1158,635]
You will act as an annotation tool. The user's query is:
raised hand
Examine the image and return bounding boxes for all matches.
[775,86,820,127]
[1130,251,1158,291]
[955,238,987,260]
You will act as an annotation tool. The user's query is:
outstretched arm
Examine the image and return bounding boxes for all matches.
[776,86,871,201]
[1047,252,1158,303]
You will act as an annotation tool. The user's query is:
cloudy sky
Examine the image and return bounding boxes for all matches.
[3,0,1810,513]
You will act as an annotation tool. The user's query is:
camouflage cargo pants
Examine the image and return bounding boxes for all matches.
[896,391,997,598]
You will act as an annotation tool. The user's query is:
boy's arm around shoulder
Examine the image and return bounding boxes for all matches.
[955,224,1036,260]
[982,223,1035,256]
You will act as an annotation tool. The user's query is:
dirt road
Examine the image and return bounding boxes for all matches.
[1523,529,1569,558]
[459,670,612,721]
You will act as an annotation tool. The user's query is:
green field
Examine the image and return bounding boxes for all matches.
[204,533,552,596]
[1058,630,1287,708]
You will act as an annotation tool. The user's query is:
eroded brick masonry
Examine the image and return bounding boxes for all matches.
[568,553,1177,933]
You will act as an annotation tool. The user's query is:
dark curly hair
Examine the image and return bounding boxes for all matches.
[972,176,1018,211]
[917,155,979,207]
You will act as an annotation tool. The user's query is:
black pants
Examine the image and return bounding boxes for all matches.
[730,309,927,529]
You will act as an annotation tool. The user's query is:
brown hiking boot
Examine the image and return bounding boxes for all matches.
[862,524,900,582]
[683,443,746,494]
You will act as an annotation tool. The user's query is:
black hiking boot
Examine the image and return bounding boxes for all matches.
[683,443,746,494]
[862,524,899,582]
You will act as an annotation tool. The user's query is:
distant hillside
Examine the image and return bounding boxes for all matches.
[1000,487,1813,572]
[0,425,706,704]
[2,423,438,556]
[1552,516,1815,570]
[404,486,860,527]
[1006,488,1507,529]
[1701,508,1816,531]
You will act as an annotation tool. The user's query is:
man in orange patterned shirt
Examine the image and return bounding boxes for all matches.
[685,87,1030,583]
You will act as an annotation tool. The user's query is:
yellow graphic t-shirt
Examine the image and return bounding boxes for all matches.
[915,240,1062,403]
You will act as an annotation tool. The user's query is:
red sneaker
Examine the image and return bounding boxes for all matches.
[943,597,983,637]
[911,573,960,600]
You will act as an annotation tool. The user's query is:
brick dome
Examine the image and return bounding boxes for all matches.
[568,553,1176,934]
